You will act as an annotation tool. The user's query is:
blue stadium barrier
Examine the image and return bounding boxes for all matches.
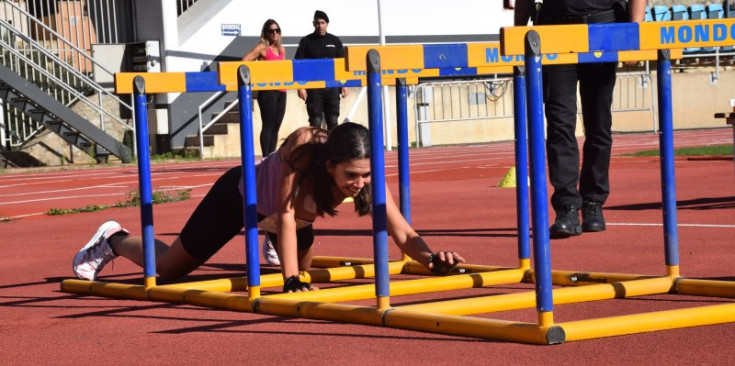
[652,5,672,21]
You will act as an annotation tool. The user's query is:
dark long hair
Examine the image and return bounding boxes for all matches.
[288,122,372,217]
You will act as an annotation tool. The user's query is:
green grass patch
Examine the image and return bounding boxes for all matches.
[625,144,734,157]
[149,150,201,163]
[47,188,191,216]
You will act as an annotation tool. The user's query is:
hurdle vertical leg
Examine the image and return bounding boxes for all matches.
[524,31,555,327]
[395,77,411,262]
[366,50,391,309]
[655,50,680,278]
[512,66,531,270]
[132,76,157,289]
[237,65,261,298]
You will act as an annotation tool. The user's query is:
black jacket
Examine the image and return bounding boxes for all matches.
[294,32,345,60]
[542,0,617,15]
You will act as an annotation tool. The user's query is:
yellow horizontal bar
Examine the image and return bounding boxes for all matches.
[402,259,509,276]
[476,66,514,75]
[346,45,424,71]
[257,297,563,344]
[157,274,275,292]
[61,279,149,300]
[384,309,564,344]
[561,302,735,342]
[62,262,404,307]
[114,72,187,94]
[256,298,386,325]
[304,260,405,283]
[144,260,405,293]
[222,67,421,92]
[398,276,673,315]
[544,269,656,286]
[675,278,735,299]
[640,19,735,51]
[501,24,590,56]
[148,287,253,311]
[310,256,375,267]
[219,60,294,90]
[618,48,684,62]
[267,268,525,303]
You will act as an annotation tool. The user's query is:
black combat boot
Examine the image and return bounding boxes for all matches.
[550,205,582,239]
[582,201,606,232]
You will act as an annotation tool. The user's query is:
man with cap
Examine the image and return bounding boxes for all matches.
[295,10,348,131]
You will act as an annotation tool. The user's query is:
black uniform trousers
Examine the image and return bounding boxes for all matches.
[306,88,340,131]
[544,61,617,210]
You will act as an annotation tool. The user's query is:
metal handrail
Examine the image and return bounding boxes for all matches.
[609,70,658,133]
[0,35,131,131]
[198,94,239,158]
[343,87,367,122]
[0,19,132,127]
[178,0,200,16]
[2,0,117,78]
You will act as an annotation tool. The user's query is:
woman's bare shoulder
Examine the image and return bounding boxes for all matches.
[242,42,267,61]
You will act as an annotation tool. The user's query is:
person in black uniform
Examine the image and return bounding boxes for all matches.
[514,0,645,238]
[294,10,349,131]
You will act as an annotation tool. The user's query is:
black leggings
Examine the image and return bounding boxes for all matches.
[179,166,314,261]
[257,90,286,156]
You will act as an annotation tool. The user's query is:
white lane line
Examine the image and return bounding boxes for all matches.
[1,184,206,206]
[0,161,238,185]
[2,183,215,217]
[608,222,735,228]
[0,193,128,205]
[0,172,223,198]
[4,211,48,220]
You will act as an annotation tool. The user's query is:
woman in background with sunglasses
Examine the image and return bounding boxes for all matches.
[243,19,287,158]
[242,19,289,266]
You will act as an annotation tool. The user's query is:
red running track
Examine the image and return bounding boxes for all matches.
[0,128,733,364]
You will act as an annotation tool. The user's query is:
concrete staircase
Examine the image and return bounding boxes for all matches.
[184,101,244,158]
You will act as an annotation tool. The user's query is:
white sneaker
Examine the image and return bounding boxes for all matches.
[262,233,280,266]
[72,221,128,281]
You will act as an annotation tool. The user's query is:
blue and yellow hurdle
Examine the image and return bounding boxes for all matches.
[63,18,735,344]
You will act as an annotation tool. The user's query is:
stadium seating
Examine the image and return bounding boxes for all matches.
[645,6,653,22]
[671,4,689,20]
[708,3,735,52]
[652,5,672,21]
[687,4,710,53]
[670,4,699,54]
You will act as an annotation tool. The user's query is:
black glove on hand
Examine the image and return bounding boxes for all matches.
[428,252,459,275]
[283,275,311,293]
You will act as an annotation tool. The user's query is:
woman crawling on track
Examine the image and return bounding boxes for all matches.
[72,122,464,292]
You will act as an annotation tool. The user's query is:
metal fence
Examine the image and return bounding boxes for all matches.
[414,71,657,147]
[414,77,515,147]
[610,70,658,132]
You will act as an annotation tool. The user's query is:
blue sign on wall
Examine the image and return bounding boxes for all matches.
[221,24,241,36]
